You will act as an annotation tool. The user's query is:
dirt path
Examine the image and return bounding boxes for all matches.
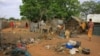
[1,28,100,56]
[27,35,100,56]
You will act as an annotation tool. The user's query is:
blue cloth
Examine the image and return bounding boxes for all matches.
[25,51,31,56]
[12,48,31,56]
[65,43,74,49]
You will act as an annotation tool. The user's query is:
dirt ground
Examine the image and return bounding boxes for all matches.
[0,28,100,56]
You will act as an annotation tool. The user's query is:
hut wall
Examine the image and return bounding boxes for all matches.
[0,20,10,30]
[65,18,80,34]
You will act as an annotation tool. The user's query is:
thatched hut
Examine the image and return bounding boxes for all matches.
[65,16,83,34]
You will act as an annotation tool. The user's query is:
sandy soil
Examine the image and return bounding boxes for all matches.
[0,28,100,56]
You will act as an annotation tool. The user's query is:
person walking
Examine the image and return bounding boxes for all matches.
[88,19,94,41]
[10,20,14,30]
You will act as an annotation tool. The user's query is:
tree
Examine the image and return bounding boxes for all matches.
[9,17,15,20]
[94,1,100,14]
[81,1,96,14]
[21,16,27,20]
[20,0,80,22]
[80,1,100,19]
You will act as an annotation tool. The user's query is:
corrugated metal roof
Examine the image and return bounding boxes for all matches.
[87,14,100,23]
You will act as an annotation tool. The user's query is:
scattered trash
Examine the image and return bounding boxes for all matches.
[0,27,92,56]
[0,42,31,56]
[78,47,83,53]
[45,45,50,49]
[69,48,79,55]
[74,41,81,48]
[11,48,31,56]
[55,46,65,52]
[29,38,35,43]
[82,48,90,55]
[66,42,74,49]
[66,40,81,49]
[68,40,77,46]
[53,39,89,55]
[54,43,66,53]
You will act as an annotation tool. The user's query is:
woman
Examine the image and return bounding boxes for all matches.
[88,19,94,41]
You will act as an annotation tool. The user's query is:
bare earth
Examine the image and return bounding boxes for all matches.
[0,28,100,56]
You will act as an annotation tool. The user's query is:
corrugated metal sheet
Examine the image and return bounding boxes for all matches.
[93,23,100,36]
[87,14,100,23]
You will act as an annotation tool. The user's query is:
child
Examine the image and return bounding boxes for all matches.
[65,29,70,39]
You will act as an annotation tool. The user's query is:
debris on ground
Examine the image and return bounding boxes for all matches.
[1,28,99,56]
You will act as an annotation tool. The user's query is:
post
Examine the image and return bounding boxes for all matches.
[0,20,2,47]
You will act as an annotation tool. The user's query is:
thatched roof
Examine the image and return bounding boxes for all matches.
[65,16,83,24]
[71,16,82,23]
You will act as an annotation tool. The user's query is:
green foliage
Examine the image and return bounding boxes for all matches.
[0,18,6,20]
[20,0,80,21]
[9,17,15,20]
[94,1,100,14]
[81,1,100,15]
[21,16,27,20]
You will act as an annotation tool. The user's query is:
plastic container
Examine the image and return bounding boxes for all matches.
[66,43,74,49]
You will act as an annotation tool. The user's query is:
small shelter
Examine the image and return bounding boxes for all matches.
[65,16,83,34]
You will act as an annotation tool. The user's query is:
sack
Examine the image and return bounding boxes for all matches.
[82,48,90,55]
